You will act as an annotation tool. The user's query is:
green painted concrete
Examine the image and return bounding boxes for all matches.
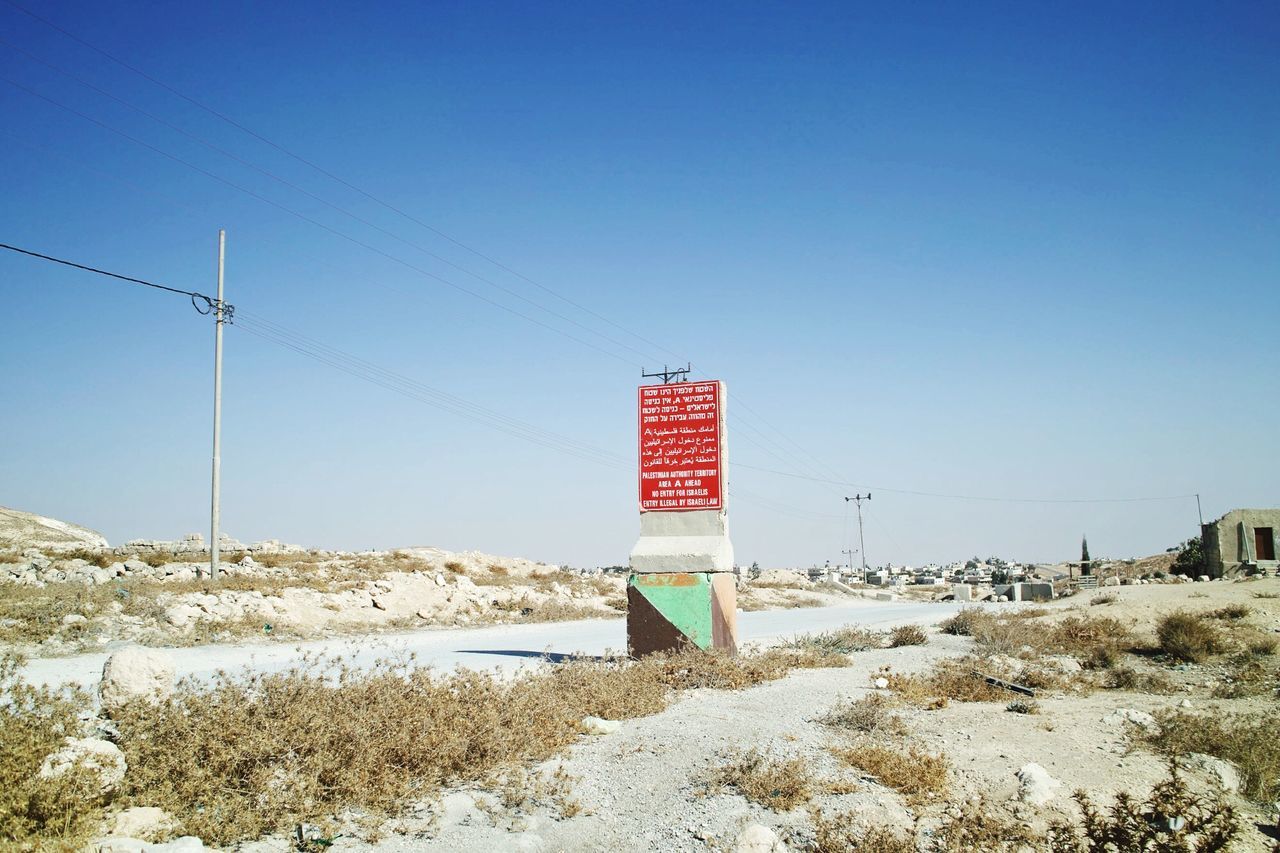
[629,573,713,649]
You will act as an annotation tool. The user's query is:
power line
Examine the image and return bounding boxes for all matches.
[1,0,680,362]
[233,311,631,469]
[0,36,668,365]
[12,3,1148,517]
[0,240,227,315]
[0,6,868,504]
[734,461,1198,505]
[1,75,647,369]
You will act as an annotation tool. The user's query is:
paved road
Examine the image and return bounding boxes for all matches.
[22,597,964,691]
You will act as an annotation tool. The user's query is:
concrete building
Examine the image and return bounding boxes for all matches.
[1202,509,1279,577]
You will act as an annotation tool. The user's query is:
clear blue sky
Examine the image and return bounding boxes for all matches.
[2,1,1276,568]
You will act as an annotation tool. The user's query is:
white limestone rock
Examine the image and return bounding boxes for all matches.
[100,646,175,713]
[1102,708,1159,732]
[1016,762,1062,806]
[580,716,621,735]
[735,823,785,853]
[110,806,176,841]
[1185,753,1242,794]
[91,838,149,853]
[39,736,127,796]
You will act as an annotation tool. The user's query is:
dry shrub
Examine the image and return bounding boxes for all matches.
[0,654,103,849]
[1146,711,1279,802]
[1049,765,1238,851]
[784,627,883,655]
[112,646,826,843]
[832,742,948,804]
[518,598,612,623]
[488,564,509,576]
[1090,592,1118,606]
[1102,666,1177,693]
[1156,612,1225,663]
[1209,604,1250,620]
[56,548,112,568]
[1251,591,1280,599]
[887,625,927,647]
[881,656,1020,706]
[821,693,906,736]
[811,812,915,853]
[1085,643,1121,670]
[939,608,989,636]
[939,608,1131,663]
[1006,699,1039,714]
[709,749,812,811]
[484,764,582,823]
[1242,631,1277,657]
[1048,615,1131,659]
[1210,653,1276,699]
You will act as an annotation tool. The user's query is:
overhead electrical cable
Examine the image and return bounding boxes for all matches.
[733,461,1199,505]
[1,75,644,369]
[9,6,1162,514]
[0,241,225,314]
[0,37,663,364]
[233,310,629,467]
[0,239,628,469]
[1,0,682,362]
[1,5,870,503]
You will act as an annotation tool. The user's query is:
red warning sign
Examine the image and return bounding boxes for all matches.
[638,381,723,511]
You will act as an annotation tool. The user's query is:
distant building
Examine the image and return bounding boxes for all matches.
[1202,509,1279,577]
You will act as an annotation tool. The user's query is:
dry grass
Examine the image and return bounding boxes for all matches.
[708,749,812,811]
[105,645,845,844]
[783,627,883,656]
[832,742,948,804]
[811,812,915,853]
[1156,612,1226,663]
[1101,666,1178,693]
[939,608,1131,663]
[504,596,612,623]
[886,624,927,647]
[1145,711,1280,802]
[1209,604,1250,620]
[0,654,101,850]
[935,797,1046,851]
[1210,653,1277,699]
[820,693,907,737]
[879,655,1067,706]
[1242,630,1278,657]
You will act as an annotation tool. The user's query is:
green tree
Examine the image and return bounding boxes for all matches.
[1171,537,1207,578]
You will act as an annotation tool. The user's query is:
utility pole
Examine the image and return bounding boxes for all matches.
[844,493,870,583]
[841,548,855,575]
[210,229,225,582]
[1195,493,1203,527]
[641,363,692,385]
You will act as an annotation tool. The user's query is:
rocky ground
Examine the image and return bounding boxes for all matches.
[0,509,846,657]
[13,575,1276,853]
[6,507,1278,851]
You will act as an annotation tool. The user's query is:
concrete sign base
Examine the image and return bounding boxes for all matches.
[627,571,738,657]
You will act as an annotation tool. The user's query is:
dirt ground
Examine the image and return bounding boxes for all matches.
[217,575,1280,853]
